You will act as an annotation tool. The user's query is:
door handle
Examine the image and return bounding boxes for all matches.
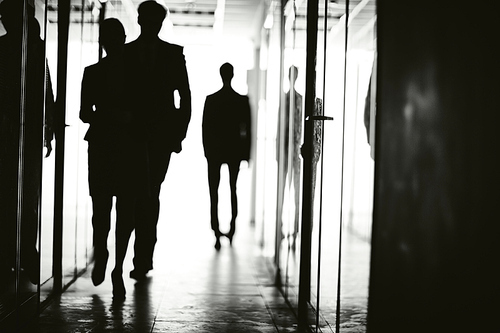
[310,115,333,121]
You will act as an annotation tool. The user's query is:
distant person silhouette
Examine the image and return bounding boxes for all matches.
[277,66,303,249]
[202,63,251,250]
[0,0,54,287]
[80,18,146,300]
[124,0,191,280]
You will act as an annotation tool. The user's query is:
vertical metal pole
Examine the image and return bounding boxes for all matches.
[336,0,349,332]
[314,2,331,331]
[15,0,29,326]
[53,0,70,293]
[98,1,106,60]
[298,0,318,329]
[274,0,286,288]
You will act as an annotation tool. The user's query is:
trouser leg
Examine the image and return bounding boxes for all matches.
[293,159,301,238]
[92,195,113,253]
[133,148,171,272]
[207,160,222,236]
[227,161,240,237]
[114,195,136,272]
[90,195,112,286]
[20,163,42,285]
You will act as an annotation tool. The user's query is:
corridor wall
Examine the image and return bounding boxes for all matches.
[368,1,500,332]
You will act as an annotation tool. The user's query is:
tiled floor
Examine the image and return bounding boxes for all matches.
[27,223,371,333]
[28,218,300,333]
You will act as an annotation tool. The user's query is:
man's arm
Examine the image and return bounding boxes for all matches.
[44,64,55,157]
[79,66,96,124]
[242,96,252,161]
[176,47,191,142]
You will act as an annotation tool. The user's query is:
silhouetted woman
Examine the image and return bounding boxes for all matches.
[80,18,146,300]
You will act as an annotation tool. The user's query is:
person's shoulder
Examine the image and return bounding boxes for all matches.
[205,91,219,103]
[233,91,249,101]
[83,62,101,75]
[124,40,141,53]
[160,40,184,54]
[81,62,103,86]
[124,39,136,48]
[207,87,231,101]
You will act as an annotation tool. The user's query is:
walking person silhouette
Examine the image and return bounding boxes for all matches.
[124,0,191,280]
[277,66,303,249]
[80,18,146,300]
[202,63,252,250]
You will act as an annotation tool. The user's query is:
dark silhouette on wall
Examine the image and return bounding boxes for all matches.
[0,0,54,293]
[368,2,500,332]
[124,0,191,279]
[202,62,251,250]
[277,66,303,249]
[80,18,146,301]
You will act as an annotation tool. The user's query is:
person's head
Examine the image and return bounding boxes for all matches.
[289,65,299,83]
[220,62,234,86]
[137,1,167,38]
[99,18,126,56]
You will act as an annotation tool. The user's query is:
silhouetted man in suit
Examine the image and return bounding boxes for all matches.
[125,0,191,280]
[202,63,251,250]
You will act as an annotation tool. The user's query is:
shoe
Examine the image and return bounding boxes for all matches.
[225,233,234,246]
[92,249,109,286]
[214,237,221,250]
[112,269,126,301]
[129,269,148,281]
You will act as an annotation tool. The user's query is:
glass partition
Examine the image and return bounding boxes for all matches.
[0,0,53,328]
[255,0,282,265]
[59,0,95,289]
[255,0,376,332]
[309,0,346,329]
[335,0,376,330]
[278,0,307,316]
[315,0,376,331]
[36,0,56,305]
[39,0,96,295]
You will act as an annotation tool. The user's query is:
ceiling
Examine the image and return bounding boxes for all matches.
[99,0,265,45]
[39,0,375,48]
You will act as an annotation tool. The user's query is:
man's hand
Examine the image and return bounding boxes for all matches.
[44,139,53,157]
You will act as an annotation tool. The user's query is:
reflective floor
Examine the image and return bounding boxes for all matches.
[28,158,303,332]
[30,223,299,332]
[28,223,370,333]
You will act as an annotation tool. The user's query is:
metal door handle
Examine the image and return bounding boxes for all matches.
[310,116,334,121]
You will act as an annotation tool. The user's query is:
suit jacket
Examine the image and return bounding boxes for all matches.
[80,56,128,143]
[80,55,148,196]
[124,37,191,153]
[202,87,251,162]
[277,89,303,163]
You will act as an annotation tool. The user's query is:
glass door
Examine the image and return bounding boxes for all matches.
[255,1,376,331]
[296,0,376,331]
[313,0,376,332]
[299,0,343,330]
